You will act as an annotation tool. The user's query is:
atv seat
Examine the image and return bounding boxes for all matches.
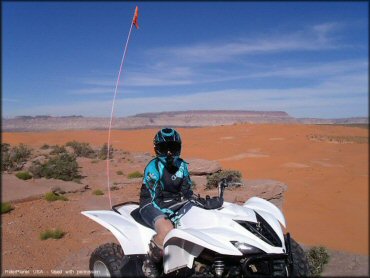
[130,208,153,229]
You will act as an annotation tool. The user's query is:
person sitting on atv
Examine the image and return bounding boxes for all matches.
[139,128,222,277]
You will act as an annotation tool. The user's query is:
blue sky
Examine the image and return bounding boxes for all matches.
[3,2,369,118]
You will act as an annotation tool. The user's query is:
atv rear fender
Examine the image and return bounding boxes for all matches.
[81,210,155,255]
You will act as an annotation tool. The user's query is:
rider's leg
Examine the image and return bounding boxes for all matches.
[153,217,174,246]
[140,204,174,277]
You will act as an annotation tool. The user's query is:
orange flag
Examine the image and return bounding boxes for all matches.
[133,6,139,29]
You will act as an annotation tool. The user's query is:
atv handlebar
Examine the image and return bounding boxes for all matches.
[217,178,243,199]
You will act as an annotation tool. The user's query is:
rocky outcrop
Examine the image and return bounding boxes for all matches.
[243,179,288,209]
[1,174,88,203]
[187,158,221,175]
[227,180,287,209]
[190,175,207,189]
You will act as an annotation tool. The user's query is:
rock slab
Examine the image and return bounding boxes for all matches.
[243,179,288,209]
[187,158,221,175]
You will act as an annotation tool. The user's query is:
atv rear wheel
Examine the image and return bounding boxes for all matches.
[89,243,128,277]
[289,237,310,276]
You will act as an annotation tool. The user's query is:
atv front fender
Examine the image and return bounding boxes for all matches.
[163,228,242,274]
[243,197,286,228]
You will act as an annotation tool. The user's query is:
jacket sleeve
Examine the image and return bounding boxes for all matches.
[143,160,161,201]
[180,162,193,199]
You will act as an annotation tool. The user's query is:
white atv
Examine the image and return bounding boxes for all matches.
[82,179,309,277]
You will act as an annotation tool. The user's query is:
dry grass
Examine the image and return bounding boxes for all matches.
[1,202,14,214]
[44,192,68,202]
[127,171,143,179]
[92,189,104,195]
[40,229,65,240]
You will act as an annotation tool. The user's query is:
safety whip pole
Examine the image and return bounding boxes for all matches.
[106,6,139,208]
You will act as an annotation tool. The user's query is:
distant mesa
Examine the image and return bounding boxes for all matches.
[2,110,368,132]
[132,110,290,118]
[14,115,83,120]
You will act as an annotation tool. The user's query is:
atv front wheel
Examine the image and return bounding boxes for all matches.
[289,237,310,276]
[89,243,128,277]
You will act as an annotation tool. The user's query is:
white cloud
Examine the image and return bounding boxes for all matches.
[3,98,19,102]
[68,87,115,95]
[248,59,367,78]
[8,70,367,118]
[77,59,367,89]
[148,22,343,64]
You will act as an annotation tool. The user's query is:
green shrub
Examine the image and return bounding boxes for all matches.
[66,141,96,158]
[44,192,68,202]
[29,153,81,181]
[97,143,113,160]
[40,144,50,150]
[206,170,242,189]
[110,185,119,191]
[40,228,65,240]
[306,246,330,276]
[1,202,14,214]
[15,171,33,180]
[50,145,67,155]
[116,170,124,175]
[127,171,143,179]
[93,189,104,195]
[2,143,32,172]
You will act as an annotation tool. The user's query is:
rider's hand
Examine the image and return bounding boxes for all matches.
[192,195,223,209]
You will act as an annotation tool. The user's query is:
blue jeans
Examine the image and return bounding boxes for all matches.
[139,203,167,229]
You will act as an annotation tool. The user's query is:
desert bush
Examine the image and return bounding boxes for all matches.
[307,134,368,144]
[44,192,68,202]
[206,170,242,189]
[97,143,113,160]
[40,144,50,150]
[40,228,65,240]
[306,246,330,276]
[1,202,14,214]
[127,171,143,179]
[2,143,32,172]
[66,141,95,158]
[116,170,124,175]
[110,185,119,191]
[1,143,10,153]
[50,145,67,155]
[29,153,81,181]
[15,171,33,180]
[28,161,43,178]
[93,189,104,195]
[91,159,99,164]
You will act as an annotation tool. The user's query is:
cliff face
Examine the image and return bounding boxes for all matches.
[2,110,367,131]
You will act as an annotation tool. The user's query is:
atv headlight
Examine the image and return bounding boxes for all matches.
[231,241,263,255]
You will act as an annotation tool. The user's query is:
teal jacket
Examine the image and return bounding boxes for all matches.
[139,157,193,216]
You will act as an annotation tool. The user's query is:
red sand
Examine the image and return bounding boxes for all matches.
[3,124,368,255]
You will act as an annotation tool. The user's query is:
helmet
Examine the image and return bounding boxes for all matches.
[153,128,182,157]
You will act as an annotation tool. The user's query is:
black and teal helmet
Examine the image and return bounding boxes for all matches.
[153,128,182,157]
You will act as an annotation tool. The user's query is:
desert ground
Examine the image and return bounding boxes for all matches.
[2,123,368,276]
